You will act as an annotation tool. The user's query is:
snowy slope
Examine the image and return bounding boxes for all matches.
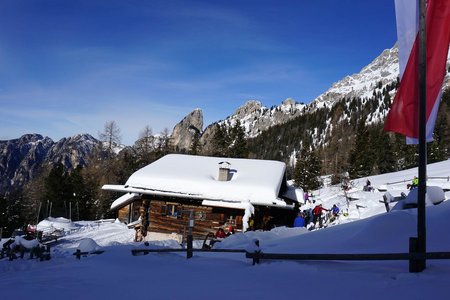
[313,46,399,110]
[2,160,450,299]
[305,159,450,222]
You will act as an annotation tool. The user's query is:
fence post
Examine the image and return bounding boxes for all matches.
[75,249,81,260]
[252,239,260,265]
[409,237,425,272]
[187,235,193,259]
[186,210,194,259]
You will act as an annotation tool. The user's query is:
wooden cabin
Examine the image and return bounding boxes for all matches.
[103,154,302,242]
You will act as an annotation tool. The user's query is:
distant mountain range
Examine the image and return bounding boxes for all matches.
[2,45,449,194]
[214,45,449,138]
[0,134,100,194]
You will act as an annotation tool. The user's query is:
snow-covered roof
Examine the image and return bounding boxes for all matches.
[104,154,297,210]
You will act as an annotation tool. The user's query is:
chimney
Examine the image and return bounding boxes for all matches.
[218,161,231,181]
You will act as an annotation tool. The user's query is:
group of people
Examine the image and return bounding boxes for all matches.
[207,226,235,248]
[293,203,341,230]
[214,226,235,239]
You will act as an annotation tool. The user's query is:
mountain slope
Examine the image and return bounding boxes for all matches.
[0,134,101,194]
[312,46,400,110]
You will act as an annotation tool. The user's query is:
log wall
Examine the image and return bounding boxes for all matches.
[148,200,244,239]
[117,198,245,239]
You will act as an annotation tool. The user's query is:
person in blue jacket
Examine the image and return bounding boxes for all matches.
[331,204,340,216]
[293,212,305,227]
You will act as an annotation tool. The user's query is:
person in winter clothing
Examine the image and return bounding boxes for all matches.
[293,213,305,227]
[303,209,312,226]
[341,177,351,191]
[329,204,340,223]
[331,204,340,216]
[215,228,227,239]
[363,179,373,192]
[409,176,419,189]
[304,191,309,204]
[227,226,235,236]
[209,227,227,248]
[313,204,329,228]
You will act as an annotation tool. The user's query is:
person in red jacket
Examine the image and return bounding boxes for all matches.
[313,204,329,228]
[215,228,227,239]
[227,226,235,236]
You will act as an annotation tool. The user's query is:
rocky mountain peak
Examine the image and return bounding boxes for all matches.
[312,45,400,109]
[16,133,44,143]
[47,134,100,169]
[282,98,297,107]
[234,100,263,118]
[170,109,204,152]
[198,97,306,154]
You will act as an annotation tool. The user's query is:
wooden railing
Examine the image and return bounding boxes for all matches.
[128,240,450,274]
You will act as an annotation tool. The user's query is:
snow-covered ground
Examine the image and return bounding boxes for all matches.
[310,159,450,222]
[2,160,450,299]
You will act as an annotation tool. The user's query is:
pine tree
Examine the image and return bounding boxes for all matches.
[0,195,8,235]
[372,127,396,174]
[229,119,248,158]
[428,88,450,161]
[43,163,72,218]
[348,118,373,178]
[0,191,24,236]
[68,166,94,221]
[211,123,229,157]
[293,140,322,191]
[189,129,201,155]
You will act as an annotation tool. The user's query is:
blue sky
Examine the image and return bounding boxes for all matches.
[0,0,397,145]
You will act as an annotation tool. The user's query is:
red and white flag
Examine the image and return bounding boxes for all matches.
[384,0,450,144]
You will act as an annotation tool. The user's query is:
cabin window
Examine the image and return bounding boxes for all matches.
[132,204,140,222]
[195,211,206,221]
[161,203,180,218]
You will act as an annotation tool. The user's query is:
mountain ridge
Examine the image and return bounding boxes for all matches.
[2,45,450,193]
[0,133,100,194]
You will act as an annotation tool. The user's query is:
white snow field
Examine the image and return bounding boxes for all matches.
[1,160,450,300]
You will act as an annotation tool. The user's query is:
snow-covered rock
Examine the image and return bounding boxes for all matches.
[77,238,102,253]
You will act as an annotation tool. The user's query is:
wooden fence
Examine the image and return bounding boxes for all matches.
[245,250,450,272]
[131,248,247,256]
[385,176,450,186]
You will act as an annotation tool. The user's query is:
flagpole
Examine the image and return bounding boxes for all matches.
[415,0,427,272]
